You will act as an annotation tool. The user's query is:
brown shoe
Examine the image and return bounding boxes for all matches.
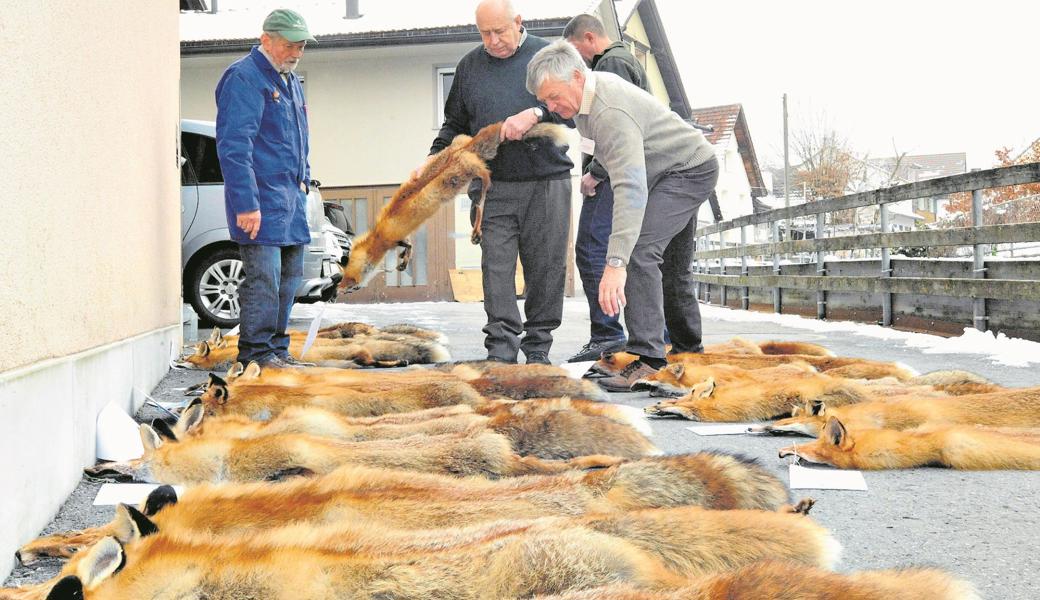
[597,359,659,393]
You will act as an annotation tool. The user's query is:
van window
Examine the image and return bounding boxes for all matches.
[181,132,224,184]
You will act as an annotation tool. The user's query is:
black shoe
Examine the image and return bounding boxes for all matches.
[566,339,627,363]
[597,359,660,393]
[485,355,517,364]
[525,351,551,365]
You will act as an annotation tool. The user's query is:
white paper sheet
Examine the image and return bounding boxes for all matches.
[686,423,761,436]
[95,402,144,461]
[788,464,868,491]
[300,301,327,359]
[93,484,186,506]
[559,360,596,379]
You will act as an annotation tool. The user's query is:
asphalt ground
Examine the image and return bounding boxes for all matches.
[6,298,1039,598]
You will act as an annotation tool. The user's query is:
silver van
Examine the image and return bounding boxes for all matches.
[180,119,350,327]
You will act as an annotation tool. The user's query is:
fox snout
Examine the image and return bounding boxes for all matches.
[83,463,137,482]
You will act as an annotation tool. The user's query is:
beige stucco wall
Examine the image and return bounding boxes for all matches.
[0,2,181,374]
[622,13,670,108]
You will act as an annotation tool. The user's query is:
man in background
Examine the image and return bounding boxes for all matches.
[562,14,651,363]
[215,9,315,368]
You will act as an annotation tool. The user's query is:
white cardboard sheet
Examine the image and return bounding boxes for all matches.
[560,360,596,379]
[788,464,868,491]
[686,423,760,436]
[93,484,186,506]
[300,301,327,359]
[95,402,144,461]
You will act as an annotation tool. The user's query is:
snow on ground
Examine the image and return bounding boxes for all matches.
[698,303,1040,367]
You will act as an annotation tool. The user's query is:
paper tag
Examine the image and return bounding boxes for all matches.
[300,302,327,359]
[559,361,595,379]
[225,325,240,337]
[686,423,760,436]
[93,484,185,506]
[580,137,595,154]
[788,464,868,491]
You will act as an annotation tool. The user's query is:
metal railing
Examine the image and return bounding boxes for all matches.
[692,163,1040,331]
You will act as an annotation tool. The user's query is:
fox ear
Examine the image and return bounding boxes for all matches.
[823,417,848,447]
[75,537,125,589]
[227,362,245,379]
[694,377,716,399]
[150,418,178,441]
[791,404,804,417]
[139,423,164,453]
[207,328,222,346]
[810,401,825,416]
[195,341,211,358]
[45,576,83,600]
[179,401,207,435]
[244,361,263,379]
[112,503,159,544]
[143,484,179,516]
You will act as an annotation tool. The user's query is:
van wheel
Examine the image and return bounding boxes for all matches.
[187,247,243,328]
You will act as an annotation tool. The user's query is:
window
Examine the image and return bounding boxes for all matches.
[181,132,223,184]
[434,66,455,128]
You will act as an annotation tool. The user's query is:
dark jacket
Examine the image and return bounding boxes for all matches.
[215,46,311,245]
[430,32,572,182]
[585,41,651,181]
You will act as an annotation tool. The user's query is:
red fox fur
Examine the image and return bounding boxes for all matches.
[532,561,980,600]
[25,452,796,563]
[180,333,451,369]
[340,121,568,290]
[36,501,835,600]
[83,424,621,485]
[642,363,875,422]
[757,386,1040,437]
[779,416,1040,470]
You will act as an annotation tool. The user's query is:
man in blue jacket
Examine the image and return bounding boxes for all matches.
[215,9,315,367]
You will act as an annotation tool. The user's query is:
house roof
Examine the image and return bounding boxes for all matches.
[690,104,767,198]
[867,152,967,184]
[622,0,691,119]
[181,0,599,52]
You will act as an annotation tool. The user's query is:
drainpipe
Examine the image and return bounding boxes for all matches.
[346,0,362,19]
[209,0,217,14]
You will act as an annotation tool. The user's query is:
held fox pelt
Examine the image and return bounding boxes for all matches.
[340,121,568,290]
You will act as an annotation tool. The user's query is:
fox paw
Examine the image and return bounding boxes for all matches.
[471,231,482,245]
[787,497,816,515]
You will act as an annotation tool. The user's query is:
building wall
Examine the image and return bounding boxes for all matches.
[0,1,180,580]
[698,140,755,245]
[621,13,670,108]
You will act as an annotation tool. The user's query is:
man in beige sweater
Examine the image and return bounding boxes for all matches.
[526,40,719,392]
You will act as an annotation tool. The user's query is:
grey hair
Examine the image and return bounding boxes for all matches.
[525,39,589,94]
[476,0,516,20]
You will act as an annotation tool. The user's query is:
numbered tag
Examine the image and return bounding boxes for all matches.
[300,302,327,359]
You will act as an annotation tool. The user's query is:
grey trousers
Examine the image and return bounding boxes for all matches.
[473,178,571,361]
[624,158,719,359]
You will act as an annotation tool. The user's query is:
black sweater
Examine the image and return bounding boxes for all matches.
[430,33,573,182]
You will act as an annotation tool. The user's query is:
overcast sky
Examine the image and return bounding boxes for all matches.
[654,0,1037,170]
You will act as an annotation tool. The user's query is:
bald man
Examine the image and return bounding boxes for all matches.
[418,0,573,365]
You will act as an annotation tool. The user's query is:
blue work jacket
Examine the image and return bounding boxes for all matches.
[215,46,311,245]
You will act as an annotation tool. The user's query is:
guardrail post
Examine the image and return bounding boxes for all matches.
[880,203,893,326]
[772,220,782,313]
[702,234,712,304]
[971,183,988,331]
[740,226,749,310]
[717,229,727,307]
[693,235,702,301]
[815,212,826,319]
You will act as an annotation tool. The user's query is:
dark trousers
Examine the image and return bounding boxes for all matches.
[237,243,304,364]
[624,158,719,359]
[473,178,571,362]
[575,179,626,343]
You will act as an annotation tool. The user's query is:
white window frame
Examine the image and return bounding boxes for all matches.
[434,65,456,129]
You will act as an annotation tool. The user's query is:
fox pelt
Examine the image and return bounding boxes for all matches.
[340,121,568,290]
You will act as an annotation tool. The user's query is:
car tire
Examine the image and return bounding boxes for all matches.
[187,247,244,329]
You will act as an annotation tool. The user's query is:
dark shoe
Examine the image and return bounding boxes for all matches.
[486,355,517,364]
[280,355,316,367]
[261,356,304,369]
[566,339,626,363]
[525,351,551,365]
[597,359,660,393]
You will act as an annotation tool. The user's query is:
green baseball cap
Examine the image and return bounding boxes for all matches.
[263,8,316,43]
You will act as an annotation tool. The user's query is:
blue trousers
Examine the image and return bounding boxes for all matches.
[575,179,626,344]
[237,243,304,364]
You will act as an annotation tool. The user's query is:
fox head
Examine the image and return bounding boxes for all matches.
[751,401,829,437]
[632,363,698,397]
[642,377,715,420]
[177,341,237,370]
[199,373,232,416]
[83,424,170,483]
[339,237,377,291]
[778,416,857,468]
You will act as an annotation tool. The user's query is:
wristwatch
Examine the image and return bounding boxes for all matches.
[607,257,625,269]
[531,106,545,121]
